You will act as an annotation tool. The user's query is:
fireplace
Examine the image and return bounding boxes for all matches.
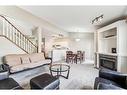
[99,54,117,71]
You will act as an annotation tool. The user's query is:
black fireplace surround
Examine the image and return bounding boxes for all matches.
[99,54,117,71]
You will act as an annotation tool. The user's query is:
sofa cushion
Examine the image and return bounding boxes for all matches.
[10,59,51,73]
[23,62,42,69]
[20,55,30,64]
[5,55,21,67]
[40,59,51,64]
[24,59,51,69]
[97,83,124,90]
[29,53,45,63]
[94,77,121,89]
[10,64,28,73]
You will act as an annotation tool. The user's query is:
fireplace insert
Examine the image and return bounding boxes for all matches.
[99,54,117,71]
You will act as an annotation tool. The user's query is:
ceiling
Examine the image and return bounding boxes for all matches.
[19,6,127,33]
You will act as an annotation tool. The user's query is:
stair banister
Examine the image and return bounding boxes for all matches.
[0,15,38,53]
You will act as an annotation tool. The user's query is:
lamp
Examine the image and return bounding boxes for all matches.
[74,29,81,42]
[75,38,80,42]
[92,14,103,24]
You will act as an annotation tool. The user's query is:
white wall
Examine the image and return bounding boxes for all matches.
[53,38,69,48]
[68,32,94,60]
[0,6,69,58]
[0,6,68,37]
[45,37,55,54]
[6,17,34,35]
[0,37,26,64]
[41,28,68,55]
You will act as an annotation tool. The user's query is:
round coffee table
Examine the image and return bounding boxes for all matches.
[49,63,70,79]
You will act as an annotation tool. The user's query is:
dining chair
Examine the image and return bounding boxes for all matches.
[66,51,74,63]
[76,51,82,64]
[82,51,85,61]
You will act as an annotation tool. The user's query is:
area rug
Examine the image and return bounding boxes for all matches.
[10,62,98,89]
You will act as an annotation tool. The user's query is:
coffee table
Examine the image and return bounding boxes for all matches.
[49,63,70,79]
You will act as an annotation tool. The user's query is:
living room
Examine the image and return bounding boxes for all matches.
[0,3,127,93]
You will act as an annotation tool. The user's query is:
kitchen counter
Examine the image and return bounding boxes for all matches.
[51,49,67,62]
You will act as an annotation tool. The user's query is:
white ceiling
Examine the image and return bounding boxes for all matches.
[19,6,127,33]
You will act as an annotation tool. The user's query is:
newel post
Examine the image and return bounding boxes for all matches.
[37,27,42,53]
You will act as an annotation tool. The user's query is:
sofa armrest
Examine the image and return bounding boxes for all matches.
[0,64,9,72]
[0,71,9,80]
[0,64,9,80]
[45,57,52,60]
[99,68,127,88]
[3,64,10,74]
[97,83,125,90]
[45,57,52,63]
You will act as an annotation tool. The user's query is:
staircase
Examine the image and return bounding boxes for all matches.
[0,15,38,53]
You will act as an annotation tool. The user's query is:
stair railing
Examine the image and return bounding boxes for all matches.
[0,15,38,53]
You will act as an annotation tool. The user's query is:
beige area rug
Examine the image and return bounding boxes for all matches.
[10,62,98,90]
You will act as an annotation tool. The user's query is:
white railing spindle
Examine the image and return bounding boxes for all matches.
[12,27,15,42]
[8,24,11,39]
[23,36,25,50]
[5,21,8,37]
[2,18,5,35]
